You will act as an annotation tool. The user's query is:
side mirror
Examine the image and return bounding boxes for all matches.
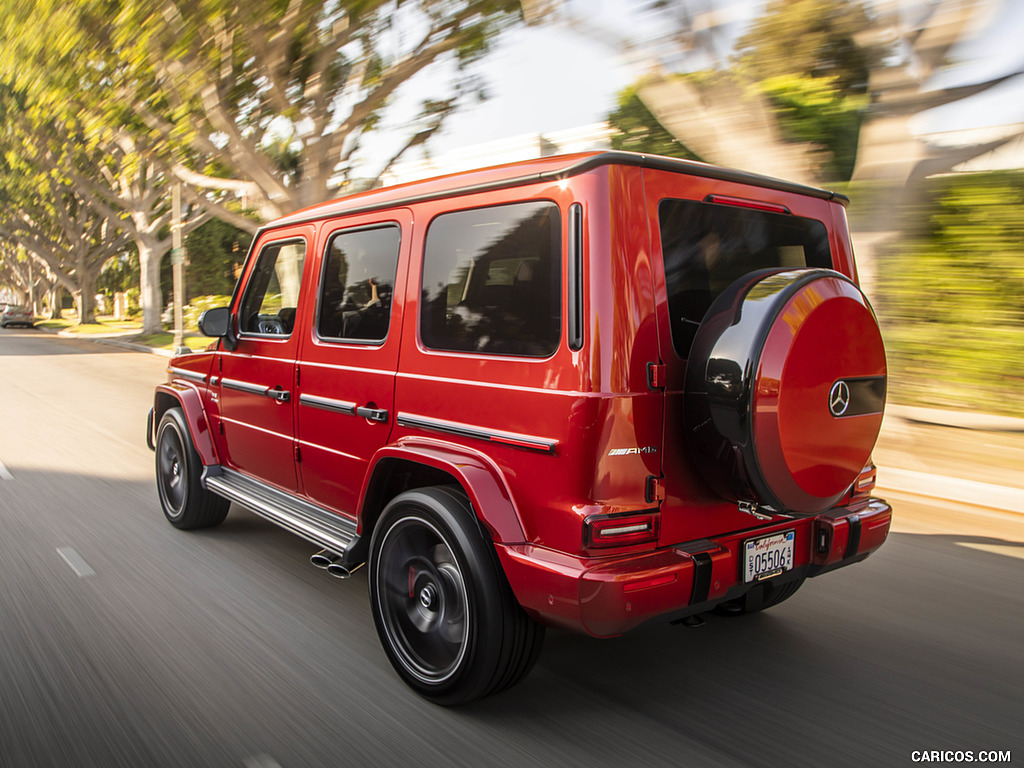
[197,306,231,338]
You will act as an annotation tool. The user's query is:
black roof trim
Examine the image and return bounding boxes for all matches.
[563,152,849,206]
[260,151,849,238]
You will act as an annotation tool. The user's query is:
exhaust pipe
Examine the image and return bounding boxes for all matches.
[310,549,342,569]
[327,561,365,580]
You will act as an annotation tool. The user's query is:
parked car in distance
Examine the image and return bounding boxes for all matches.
[1,304,35,328]
[148,151,891,705]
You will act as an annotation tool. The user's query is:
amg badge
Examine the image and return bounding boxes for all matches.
[607,446,658,457]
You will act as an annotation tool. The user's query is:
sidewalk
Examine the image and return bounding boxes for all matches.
[874,406,1024,514]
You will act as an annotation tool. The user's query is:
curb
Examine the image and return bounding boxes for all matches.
[886,404,1024,433]
[41,326,177,357]
[93,337,174,357]
[877,467,1024,515]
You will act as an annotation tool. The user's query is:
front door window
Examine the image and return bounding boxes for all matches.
[238,241,306,336]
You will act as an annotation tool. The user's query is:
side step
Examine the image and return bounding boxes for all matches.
[203,467,358,557]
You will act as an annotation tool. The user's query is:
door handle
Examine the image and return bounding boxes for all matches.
[269,388,291,402]
[355,406,388,423]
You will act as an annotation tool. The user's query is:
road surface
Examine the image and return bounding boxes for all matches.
[0,327,1020,767]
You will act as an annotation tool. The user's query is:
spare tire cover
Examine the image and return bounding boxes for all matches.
[685,269,886,515]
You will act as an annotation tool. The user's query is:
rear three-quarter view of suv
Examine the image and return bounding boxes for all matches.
[148,151,891,705]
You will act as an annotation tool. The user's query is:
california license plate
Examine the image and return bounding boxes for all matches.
[744,531,795,583]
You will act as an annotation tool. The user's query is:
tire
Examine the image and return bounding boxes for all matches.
[715,577,806,616]
[685,269,887,515]
[155,408,229,530]
[368,486,544,705]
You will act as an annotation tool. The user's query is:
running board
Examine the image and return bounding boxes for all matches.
[203,467,358,556]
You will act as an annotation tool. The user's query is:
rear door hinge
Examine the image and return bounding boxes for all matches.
[645,475,665,504]
[647,362,666,390]
[294,443,302,463]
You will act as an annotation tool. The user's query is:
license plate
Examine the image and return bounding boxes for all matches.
[743,531,795,583]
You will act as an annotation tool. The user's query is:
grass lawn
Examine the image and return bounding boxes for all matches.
[35,316,143,334]
[36,315,211,352]
[135,332,213,352]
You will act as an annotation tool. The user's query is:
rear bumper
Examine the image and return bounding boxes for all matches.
[496,499,891,637]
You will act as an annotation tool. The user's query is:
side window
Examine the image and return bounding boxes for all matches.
[238,240,307,336]
[316,225,401,342]
[421,201,561,357]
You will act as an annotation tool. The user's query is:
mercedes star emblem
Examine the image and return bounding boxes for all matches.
[829,380,851,417]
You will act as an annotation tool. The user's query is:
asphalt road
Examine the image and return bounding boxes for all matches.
[0,327,1020,768]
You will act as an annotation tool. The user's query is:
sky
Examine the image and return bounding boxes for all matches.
[366,0,1024,174]
[920,0,1024,132]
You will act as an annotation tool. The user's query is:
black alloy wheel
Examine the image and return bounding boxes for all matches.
[155,408,229,529]
[369,486,544,705]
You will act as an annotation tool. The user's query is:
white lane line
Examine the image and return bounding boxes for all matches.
[57,547,96,578]
[0,459,12,480]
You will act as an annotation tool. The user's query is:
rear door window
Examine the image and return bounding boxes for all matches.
[420,201,561,357]
[316,225,401,343]
[659,198,832,358]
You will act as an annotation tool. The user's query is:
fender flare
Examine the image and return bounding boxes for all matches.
[152,382,219,466]
[359,436,527,545]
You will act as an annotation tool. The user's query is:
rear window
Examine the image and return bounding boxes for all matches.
[659,198,833,358]
[420,201,561,357]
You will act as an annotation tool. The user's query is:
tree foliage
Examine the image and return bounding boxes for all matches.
[733,0,881,181]
[0,92,134,322]
[734,0,880,95]
[608,87,699,161]
[757,74,866,181]
[112,0,523,217]
[614,0,881,183]
[0,0,525,328]
[175,219,252,299]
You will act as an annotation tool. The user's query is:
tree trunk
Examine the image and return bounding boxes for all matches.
[138,236,166,335]
[77,269,98,324]
[48,285,63,319]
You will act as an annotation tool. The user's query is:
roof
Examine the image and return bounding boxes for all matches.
[268,151,849,232]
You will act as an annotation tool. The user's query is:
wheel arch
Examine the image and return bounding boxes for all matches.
[153,383,219,466]
[356,438,527,558]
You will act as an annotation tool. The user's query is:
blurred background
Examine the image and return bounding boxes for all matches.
[2,0,1022,416]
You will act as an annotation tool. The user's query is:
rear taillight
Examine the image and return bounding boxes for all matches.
[584,511,660,549]
[853,463,877,497]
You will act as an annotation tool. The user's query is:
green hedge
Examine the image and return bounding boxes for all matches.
[183,295,233,331]
[874,171,1024,417]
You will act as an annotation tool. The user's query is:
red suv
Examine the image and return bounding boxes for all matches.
[148,152,890,704]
